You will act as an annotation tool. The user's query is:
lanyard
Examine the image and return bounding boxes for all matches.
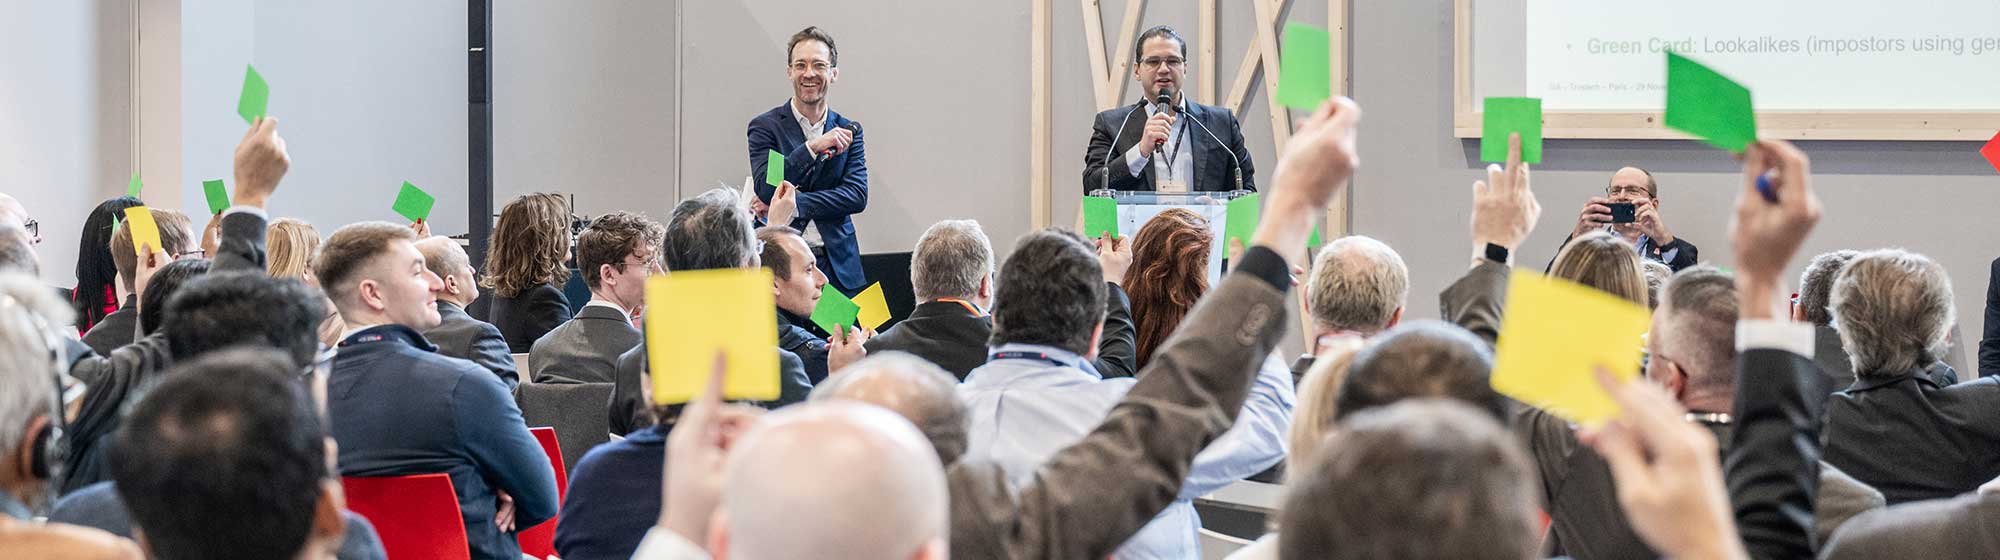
[935,297,984,316]
[1158,111,1188,179]
[989,351,1075,369]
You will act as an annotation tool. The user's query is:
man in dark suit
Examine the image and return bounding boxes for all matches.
[315,222,557,560]
[1082,26,1256,194]
[1550,166,1700,271]
[530,212,659,384]
[83,208,194,355]
[757,226,865,383]
[1795,250,1861,389]
[417,237,517,386]
[746,26,868,293]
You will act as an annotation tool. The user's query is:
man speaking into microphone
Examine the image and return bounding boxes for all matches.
[1082,25,1256,194]
[749,26,869,293]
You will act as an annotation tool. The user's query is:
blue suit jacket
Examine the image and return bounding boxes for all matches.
[328,324,559,560]
[747,101,868,290]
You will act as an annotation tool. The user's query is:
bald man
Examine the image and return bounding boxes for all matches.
[715,403,948,560]
[0,194,36,245]
[415,237,517,386]
[1554,166,1699,271]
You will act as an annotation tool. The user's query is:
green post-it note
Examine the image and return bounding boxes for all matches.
[1081,196,1119,239]
[126,173,142,199]
[765,150,785,187]
[203,180,230,214]
[238,65,269,124]
[1481,97,1544,164]
[1224,193,1262,248]
[1664,51,1756,153]
[1275,23,1332,110]
[391,181,436,222]
[810,283,861,338]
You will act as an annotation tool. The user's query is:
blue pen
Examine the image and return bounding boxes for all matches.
[1755,173,1776,202]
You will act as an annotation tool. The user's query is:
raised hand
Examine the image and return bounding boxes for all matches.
[1585,370,1748,560]
[768,182,799,227]
[232,117,289,209]
[1729,139,1821,320]
[659,354,767,543]
[1095,234,1133,285]
[827,325,872,373]
[1470,133,1541,265]
[1257,97,1361,252]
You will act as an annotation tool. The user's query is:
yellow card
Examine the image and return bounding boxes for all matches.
[646,270,780,404]
[122,207,162,258]
[854,283,891,331]
[1490,269,1651,426]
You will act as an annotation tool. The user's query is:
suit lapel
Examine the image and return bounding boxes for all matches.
[1185,103,1207,190]
[1114,101,1154,188]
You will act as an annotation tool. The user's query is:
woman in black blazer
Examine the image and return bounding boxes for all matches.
[481,193,574,352]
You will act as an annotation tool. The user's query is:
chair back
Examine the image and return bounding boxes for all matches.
[516,426,568,559]
[513,382,614,475]
[342,474,470,560]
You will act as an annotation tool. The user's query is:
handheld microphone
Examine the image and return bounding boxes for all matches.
[1184,106,1247,192]
[816,121,862,162]
[1153,88,1173,152]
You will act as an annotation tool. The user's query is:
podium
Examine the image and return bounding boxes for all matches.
[1087,189,1255,285]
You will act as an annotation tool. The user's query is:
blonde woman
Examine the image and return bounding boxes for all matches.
[267,218,343,347]
[1548,230,1650,307]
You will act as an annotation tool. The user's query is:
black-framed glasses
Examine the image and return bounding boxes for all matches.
[1139,57,1186,70]
[1605,185,1651,198]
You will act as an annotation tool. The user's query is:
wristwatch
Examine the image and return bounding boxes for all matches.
[1483,243,1511,264]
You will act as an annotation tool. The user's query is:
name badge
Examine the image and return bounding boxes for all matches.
[1157,176,1190,193]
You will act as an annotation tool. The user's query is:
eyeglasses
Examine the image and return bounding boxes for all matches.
[1139,57,1186,70]
[21,218,37,239]
[789,61,832,73]
[615,255,662,271]
[1605,185,1652,198]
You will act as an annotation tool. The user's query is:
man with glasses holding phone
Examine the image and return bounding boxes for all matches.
[747,26,870,294]
[1083,25,1257,194]
[1555,166,1700,271]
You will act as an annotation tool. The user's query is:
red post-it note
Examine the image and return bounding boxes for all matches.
[1981,131,2000,175]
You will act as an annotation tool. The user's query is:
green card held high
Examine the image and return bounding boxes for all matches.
[392,181,436,223]
[1482,97,1543,164]
[1664,51,1756,153]
[126,173,143,200]
[203,180,231,215]
[810,283,861,339]
[238,65,269,124]
[766,150,786,187]
[1081,196,1119,239]
[1274,23,1332,110]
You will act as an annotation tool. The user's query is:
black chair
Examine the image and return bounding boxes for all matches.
[512,382,614,476]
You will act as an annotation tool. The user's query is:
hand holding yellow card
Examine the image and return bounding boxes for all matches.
[121,207,162,258]
[1490,269,1651,426]
[646,270,780,404]
[853,283,891,331]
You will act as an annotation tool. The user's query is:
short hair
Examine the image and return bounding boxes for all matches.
[664,188,756,272]
[110,348,329,560]
[138,258,212,336]
[989,228,1105,355]
[1336,320,1505,422]
[910,220,992,302]
[756,226,806,280]
[1831,250,1954,376]
[1798,250,1861,327]
[1124,209,1212,368]
[163,271,326,367]
[265,218,322,280]
[1550,231,1649,307]
[1132,25,1187,63]
[1654,267,1738,394]
[110,208,194,291]
[577,212,664,288]
[416,236,470,282]
[0,273,72,459]
[787,26,839,67]
[1307,236,1409,335]
[480,193,572,298]
[313,221,418,306]
[809,352,969,465]
[1278,399,1537,560]
[1640,260,1671,311]
[0,224,35,276]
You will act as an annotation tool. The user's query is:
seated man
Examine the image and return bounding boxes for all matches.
[862,220,995,379]
[1294,235,1406,381]
[315,221,557,560]
[416,236,517,385]
[1552,166,1698,271]
[83,207,193,355]
[1822,249,2000,504]
[757,225,865,383]
[960,227,1292,558]
[1795,250,1861,389]
[531,212,660,384]
[0,224,35,276]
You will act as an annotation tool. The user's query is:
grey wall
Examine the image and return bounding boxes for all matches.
[1354,0,2000,348]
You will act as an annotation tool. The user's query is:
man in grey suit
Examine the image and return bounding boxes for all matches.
[417,237,517,386]
[530,212,661,384]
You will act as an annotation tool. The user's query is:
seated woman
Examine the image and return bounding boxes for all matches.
[1549,230,1650,307]
[481,193,574,353]
[266,218,343,348]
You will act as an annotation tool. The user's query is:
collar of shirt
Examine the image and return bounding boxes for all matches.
[335,323,437,353]
[790,99,829,140]
[584,298,630,320]
[985,343,1101,379]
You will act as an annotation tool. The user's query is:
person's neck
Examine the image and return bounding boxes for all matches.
[339,314,395,341]
[1681,391,1733,415]
[792,97,828,124]
[587,291,632,316]
[440,293,473,309]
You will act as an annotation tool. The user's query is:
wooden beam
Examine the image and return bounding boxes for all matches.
[1081,0,1111,109]
[1105,0,1148,108]
[1198,0,1215,104]
[1223,0,1286,114]
[1033,0,1053,228]
[1250,0,1291,151]
[1326,0,1349,237]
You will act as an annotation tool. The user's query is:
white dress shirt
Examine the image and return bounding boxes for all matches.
[787,99,830,243]
[1123,101,1196,192]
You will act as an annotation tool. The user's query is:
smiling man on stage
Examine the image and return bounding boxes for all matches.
[1083,25,1257,194]
[748,26,869,293]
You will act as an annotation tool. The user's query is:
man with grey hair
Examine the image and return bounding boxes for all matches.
[1295,235,1407,380]
[1823,249,2000,505]
[809,352,969,464]
[0,224,37,276]
[862,220,997,378]
[417,236,518,386]
[1795,250,1860,387]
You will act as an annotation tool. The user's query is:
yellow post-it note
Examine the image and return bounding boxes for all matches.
[646,270,780,404]
[854,283,891,330]
[1490,269,1651,426]
[121,207,162,258]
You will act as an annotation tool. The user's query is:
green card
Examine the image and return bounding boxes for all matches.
[391,181,436,223]
[809,283,861,338]
[1664,51,1755,153]
[203,180,230,214]
[1274,23,1332,110]
[238,65,269,124]
[765,150,785,187]
[1081,196,1119,239]
[1225,193,1262,249]
[126,173,142,199]
[1308,225,1322,248]
[1481,97,1543,163]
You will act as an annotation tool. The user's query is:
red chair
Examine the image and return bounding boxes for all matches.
[343,474,469,560]
[517,426,570,559]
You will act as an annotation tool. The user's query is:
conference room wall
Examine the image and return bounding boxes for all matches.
[1352,0,2000,363]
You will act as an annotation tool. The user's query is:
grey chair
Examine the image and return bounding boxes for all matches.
[512,382,614,476]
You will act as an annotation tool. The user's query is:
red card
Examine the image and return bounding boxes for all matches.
[1982,131,2000,176]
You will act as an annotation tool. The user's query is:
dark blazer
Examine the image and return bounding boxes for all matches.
[78,295,138,356]
[423,300,518,386]
[488,282,571,353]
[1982,256,2000,378]
[1081,99,1256,193]
[747,102,868,291]
[864,301,993,379]
[606,340,814,437]
[1823,371,2000,504]
[1821,488,2000,559]
[529,304,641,384]
[776,309,831,384]
[327,324,558,560]
[554,424,669,560]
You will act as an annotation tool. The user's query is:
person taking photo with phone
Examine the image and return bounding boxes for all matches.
[1551,166,1699,272]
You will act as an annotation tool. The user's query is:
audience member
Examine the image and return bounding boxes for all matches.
[1821,477,2000,558]
[758,225,868,383]
[531,212,661,383]
[1227,338,1365,558]
[862,219,996,379]
[315,221,557,560]
[1554,166,1698,271]
[134,258,210,337]
[1550,230,1649,306]
[1333,320,1504,421]
[416,236,517,385]
[83,208,194,355]
[1123,208,1211,369]
[1822,248,2000,504]
[480,192,574,352]
[1985,257,2000,378]
[809,352,969,464]
[1296,235,1406,380]
[556,355,700,559]
[267,217,343,347]
[69,197,143,333]
[1797,250,1861,388]
[0,224,37,275]
[0,193,39,244]
[1641,259,1670,310]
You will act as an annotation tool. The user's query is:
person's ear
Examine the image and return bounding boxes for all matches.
[1387,306,1405,329]
[311,480,348,557]
[1662,360,1688,399]
[827,66,840,84]
[358,279,387,313]
[11,415,48,482]
[978,274,993,300]
[707,510,733,560]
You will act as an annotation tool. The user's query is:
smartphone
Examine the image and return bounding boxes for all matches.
[1607,202,1637,224]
